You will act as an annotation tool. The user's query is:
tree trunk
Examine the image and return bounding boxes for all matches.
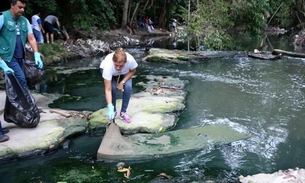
[130,1,141,26]
[142,0,150,16]
[122,0,130,27]
[158,0,167,28]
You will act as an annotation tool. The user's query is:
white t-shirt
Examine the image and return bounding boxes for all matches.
[100,52,138,80]
[31,14,41,31]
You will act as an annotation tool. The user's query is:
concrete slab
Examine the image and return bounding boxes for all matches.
[97,123,251,161]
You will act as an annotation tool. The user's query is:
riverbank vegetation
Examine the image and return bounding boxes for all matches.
[1,0,304,50]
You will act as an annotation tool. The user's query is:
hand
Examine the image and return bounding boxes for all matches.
[0,60,14,74]
[34,52,44,69]
[107,103,115,120]
[116,82,124,92]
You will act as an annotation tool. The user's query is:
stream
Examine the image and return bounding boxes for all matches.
[1,34,305,182]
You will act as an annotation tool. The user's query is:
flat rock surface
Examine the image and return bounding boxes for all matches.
[0,90,88,161]
[89,75,187,134]
[97,123,251,160]
[0,75,187,161]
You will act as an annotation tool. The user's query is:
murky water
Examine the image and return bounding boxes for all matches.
[1,36,305,182]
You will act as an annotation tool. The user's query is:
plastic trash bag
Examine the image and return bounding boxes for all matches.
[4,73,40,128]
[23,59,45,88]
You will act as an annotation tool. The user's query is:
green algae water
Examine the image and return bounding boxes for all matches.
[1,37,305,182]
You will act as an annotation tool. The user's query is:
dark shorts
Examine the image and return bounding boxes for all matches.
[43,22,54,34]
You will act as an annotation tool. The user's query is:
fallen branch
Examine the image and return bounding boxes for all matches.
[273,49,305,58]
[49,109,71,118]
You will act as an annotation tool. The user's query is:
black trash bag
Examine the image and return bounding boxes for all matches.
[23,59,45,88]
[4,73,40,128]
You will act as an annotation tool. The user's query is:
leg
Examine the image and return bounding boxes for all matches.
[6,58,28,90]
[40,31,44,43]
[45,33,49,43]
[121,76,132,113]
[0,121,3,135]
[44,22,52,43]
[50,33,54,44]
[119,76,132,123]
[0,121,9,143]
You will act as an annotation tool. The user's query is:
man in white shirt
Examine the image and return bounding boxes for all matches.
[31,10,45,44]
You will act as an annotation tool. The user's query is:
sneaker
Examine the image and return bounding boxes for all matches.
[120,112,131,123]
[2,128,9,134]
[0,135,9,143]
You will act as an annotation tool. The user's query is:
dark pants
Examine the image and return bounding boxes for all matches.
[0,121,4,135]
[43,21,54,34]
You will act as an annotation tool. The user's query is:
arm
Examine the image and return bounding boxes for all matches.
[27,20,44,68]
[27,33,38,52]
[104,79,112,105]
[117,69,136,91]
[38,19,45,33]
[26,20,38,52]
[39,24,45,33]
[104,78,115,120]
[0,14,3,29]
[0,14,14,73]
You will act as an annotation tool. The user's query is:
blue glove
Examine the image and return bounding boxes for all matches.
[34,52,44,69]
[107,103,115,120]
[0,60,14,74]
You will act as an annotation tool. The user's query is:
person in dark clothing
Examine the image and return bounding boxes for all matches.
[43,15,60,44]
[0,121,9,142]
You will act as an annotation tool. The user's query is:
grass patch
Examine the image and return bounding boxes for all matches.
[38,43,71,64]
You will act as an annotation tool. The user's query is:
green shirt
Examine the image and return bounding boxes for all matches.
[0,10,28,62]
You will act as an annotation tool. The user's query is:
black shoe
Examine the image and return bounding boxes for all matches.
[0,135,9,142]
[2,128,9,134]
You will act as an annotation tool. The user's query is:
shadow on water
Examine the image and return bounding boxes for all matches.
[1,34,305,182]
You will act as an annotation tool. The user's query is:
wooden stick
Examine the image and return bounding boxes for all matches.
[49,109,71,118]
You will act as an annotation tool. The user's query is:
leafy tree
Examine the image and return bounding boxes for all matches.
[19,0,305,45]
[59,0,116,31]
[229,0,271,34]
[182,0,234,50]
[25,0,116,32]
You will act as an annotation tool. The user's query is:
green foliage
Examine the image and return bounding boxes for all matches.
[25,0,58,19]
[182,0,234,50]
[39,43,70,64]
[22,0,305,48]
[230,1,271,33]
[66,0,116,31]
[25,0,116,32]
[273,1,298,28]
